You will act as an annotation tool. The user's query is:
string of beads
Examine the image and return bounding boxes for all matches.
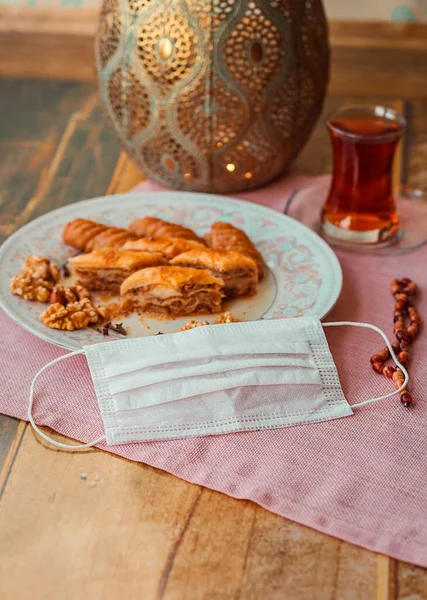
[370,278,421,408]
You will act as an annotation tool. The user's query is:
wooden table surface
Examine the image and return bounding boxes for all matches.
[1,26,427,600]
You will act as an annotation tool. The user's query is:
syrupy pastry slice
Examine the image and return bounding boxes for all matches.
[171,248,257,298]
[69,248,167,293]
[123,236,205,259]
[204,222,265,280]
[128,217,204,244]
[120,266,224,316]
[63,219,137,253]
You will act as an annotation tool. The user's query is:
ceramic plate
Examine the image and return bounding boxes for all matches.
[0,191,342,350]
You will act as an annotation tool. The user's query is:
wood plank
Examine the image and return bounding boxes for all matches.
[105,152,130,195]
[13,96,121,223]
[112,158,144,194]
[0,78,104,471]
[1,18,427,90]
[377,556,397,600]
[162,499,377,600]
[0,78,96,242]
[0,426,378,600]
[0,7,98,36]
[329,21,427,51]
[398,562,427,599]
[0,75,120,481]
[392,100,406,193]
[329,45,427,98]
[106,152,144,195]
[0,420,27,494]
[405,98,427,193]
[0,428,203,600]
[1,10,427,51]
[0,32,96,82]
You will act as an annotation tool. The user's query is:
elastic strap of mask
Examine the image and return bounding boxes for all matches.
[322,321,409,408]
[28,350,107,449]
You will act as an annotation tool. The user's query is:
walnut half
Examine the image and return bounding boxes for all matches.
[24,255,60,282]
[40,298,109,331]
[10,273,53,302]
[10,255,60,302]
[49,284,90,305]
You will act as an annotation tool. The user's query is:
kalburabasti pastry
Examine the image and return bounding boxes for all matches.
[129,217,204,244]
[204,222,265,279]
[63,219,137,252]
[123,236,204,259]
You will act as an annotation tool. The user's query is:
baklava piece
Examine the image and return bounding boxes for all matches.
[63,218,137,253]
[49,284,90,305]
[69,248,167,293]
[171,248,257,298]
[120,266,224,316]
[128,217,204,244]
[123,236,204,259]
[204,222,265,280]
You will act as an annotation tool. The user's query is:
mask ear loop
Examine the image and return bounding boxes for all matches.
[28,350,107,449]
[322,321,409,408]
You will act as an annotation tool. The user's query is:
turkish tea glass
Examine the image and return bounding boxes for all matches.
[321,105,405,245]
[284,105,427,255]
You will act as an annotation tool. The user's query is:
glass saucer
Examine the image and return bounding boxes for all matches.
[284,186,427,256]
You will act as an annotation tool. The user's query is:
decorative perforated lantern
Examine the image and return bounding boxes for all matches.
[96,0,329,193]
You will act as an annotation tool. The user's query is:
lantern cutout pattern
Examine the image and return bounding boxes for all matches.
[97,0,329,193]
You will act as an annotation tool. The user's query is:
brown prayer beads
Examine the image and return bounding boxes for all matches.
[370,278,422,408]
[370,347,391,364]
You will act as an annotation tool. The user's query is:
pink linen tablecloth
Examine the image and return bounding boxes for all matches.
[1,174,426,567]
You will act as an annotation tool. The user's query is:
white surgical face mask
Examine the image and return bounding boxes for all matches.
[28,318,408,449]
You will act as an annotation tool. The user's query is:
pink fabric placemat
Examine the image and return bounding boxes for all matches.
[1,174,427,567]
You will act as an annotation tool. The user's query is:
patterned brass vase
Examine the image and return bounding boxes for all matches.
[96,0,329,193]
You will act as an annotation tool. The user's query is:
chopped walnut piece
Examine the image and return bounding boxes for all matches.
[215,312,238,324]
[102,301,120,320]
[49,284,90,305]
[10,255,61,302]
[10,273,53,302]
[177,313,238,332]
[24,255,60,282]
[40,298,108,331]
[178,320,209,332]
[96,304,111,321]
